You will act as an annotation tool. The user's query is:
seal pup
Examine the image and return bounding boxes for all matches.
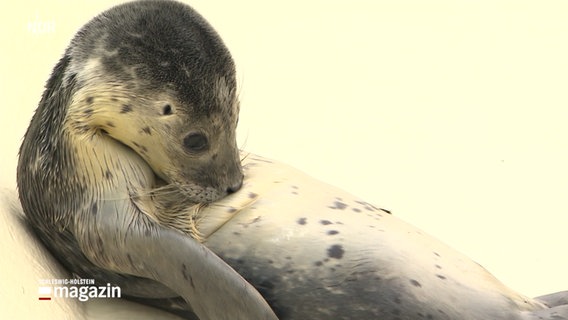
[17,1,276,319]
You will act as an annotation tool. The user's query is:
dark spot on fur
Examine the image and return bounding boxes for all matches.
[104,170,113,179]
[352,208,361,213]
[327,244,344,259]
[435,264,442,269]
[181,264,189,280]
[433,252,441,257]
[110,97,118,102]
[329,200,348,210]
[106,121,115,128]
[437,274,446,280]
[233,231,241,236]
[141,126,151,135]
[126,254,134,265]
[410,279,422,287]
[394,297,402,304]
[240,216,261,228]
[144,229,151,237]
[83,108,94,116]
[285,256,292,260]
[182,264,195,289]
[86,96,94,104]
[131,141,147,153]
[248,192,258,199]
[292,185,298,189]
[315,261,323,267]
[381,208,392,214]
[320,220,333,225]
[227,207,237,213]
[91,202,98,216]
[327,230,339,235]
[297,217,307,225]
[121,104,132,113]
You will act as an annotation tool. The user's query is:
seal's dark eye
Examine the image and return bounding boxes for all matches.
[183,132,208,152]
[162,104,173,115]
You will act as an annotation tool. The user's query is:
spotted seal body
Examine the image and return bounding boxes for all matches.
[194,154,568,319]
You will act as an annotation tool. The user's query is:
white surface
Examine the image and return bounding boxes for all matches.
[1,0,567,306]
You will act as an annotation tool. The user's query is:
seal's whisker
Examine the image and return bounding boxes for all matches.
[236,72,244,100]
[240,150,251,163]
[238,131,250,156]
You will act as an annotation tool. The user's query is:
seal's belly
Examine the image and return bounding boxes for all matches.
[204,155,543,319]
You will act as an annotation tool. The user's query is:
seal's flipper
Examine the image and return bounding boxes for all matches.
[526,291,568,320]
[524,305,568,319]
[536,291,568,308]
[76,200,278,320]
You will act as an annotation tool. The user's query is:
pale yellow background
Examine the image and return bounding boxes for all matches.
[1,0,567,305]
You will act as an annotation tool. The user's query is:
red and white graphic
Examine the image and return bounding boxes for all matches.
[38,286,52,301]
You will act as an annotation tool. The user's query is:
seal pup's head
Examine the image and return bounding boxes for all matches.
[63,0,243,203]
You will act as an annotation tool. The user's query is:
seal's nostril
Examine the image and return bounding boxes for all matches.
[226,179,243,194]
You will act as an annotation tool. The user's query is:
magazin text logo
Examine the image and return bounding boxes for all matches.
[38,279,121,302]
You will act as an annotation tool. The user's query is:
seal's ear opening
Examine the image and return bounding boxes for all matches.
[161,104,173,116]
